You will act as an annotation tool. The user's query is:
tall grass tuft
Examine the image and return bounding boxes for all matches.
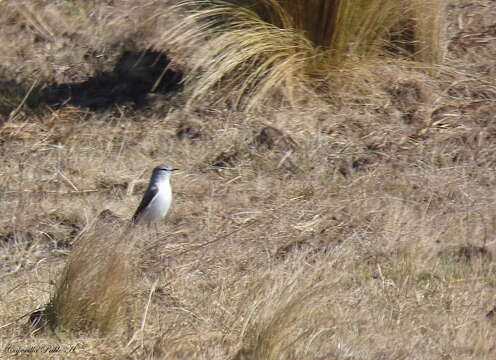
[410,0,447,64]
[158,0,318,110]
[46,219,136,335]
[157,0,446,110]
[233,253,338,360]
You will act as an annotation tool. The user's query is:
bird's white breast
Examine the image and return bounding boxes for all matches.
[142,180,172,224]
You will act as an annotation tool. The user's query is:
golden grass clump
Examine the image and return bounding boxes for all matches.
[156,0,447,110]
[45,219,136,335]
[233,255,336,360]
[157,0,318,110]
[410,0,447,64]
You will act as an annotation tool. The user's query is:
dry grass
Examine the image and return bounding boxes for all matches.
[1,0,496,359]
[46,217,136,335]
[156,0,318,110]
[154,0,447,110]
[410,0,447,64]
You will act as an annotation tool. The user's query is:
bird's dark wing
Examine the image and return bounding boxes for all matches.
[132,184,159,223]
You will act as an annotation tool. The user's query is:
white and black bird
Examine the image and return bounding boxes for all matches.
[132,165,178,225]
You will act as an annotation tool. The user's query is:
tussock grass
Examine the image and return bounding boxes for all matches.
[157,1,318,110]
[233,255,337,360]
[46,219,136,335]
[156,0,447,110]
[410,0,447,64]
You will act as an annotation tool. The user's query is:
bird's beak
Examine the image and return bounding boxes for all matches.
[171,168,180,171]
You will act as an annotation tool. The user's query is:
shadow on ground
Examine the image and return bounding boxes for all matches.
[0,79,42,119]
[43,50,183,111]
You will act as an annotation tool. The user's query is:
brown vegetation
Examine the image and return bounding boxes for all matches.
[1,0,496,359]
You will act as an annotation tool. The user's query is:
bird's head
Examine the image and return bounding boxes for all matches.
[154,165,179,176]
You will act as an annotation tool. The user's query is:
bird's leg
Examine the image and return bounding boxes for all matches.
[146,223,153,243]
[153,223,159,240]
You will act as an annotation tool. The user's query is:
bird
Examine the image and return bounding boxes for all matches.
[132,165,178,225]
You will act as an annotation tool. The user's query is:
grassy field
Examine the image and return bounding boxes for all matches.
[1,0,496,359]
